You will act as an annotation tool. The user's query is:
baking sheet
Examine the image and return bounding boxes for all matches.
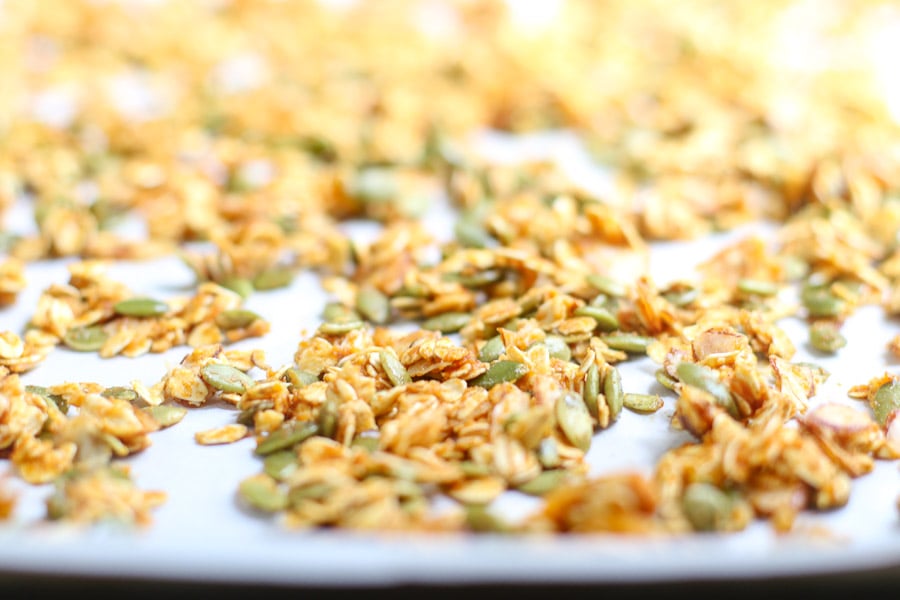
[2,130,900,587]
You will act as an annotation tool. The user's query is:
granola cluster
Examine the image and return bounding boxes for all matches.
[1,0,900,535]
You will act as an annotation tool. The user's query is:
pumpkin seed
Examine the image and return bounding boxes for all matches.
[288,483,334,505]
[238,474,288,513]
[469,360,528,389]
[221,277,254,299]
[317,395,339,439]
[252,268,294,291]
[422,311,470,333]
[238,400,274,426]
[808,320,847,353]
[478,335,505,362]
[655,368,678,391]
[603,366,624,421]
[62,325,108,352]
[254,421,319,456]
[215,308,261,330]
[455,212,494,249]
[601,333,653,354]
[263,450,297,481]
[682,482,733,532]
[736,278,778,297]
[356,286,390,324]
[113,297,169,318]
[574,305,619,332]
[101,386,138,402]
[464,505,511,533]
[459,461,492,477]
[26,385,68,413]
[583,363,601,418]
[623,393,664,414]
[317,319,365,335]
[555,391,593,452]
[675,362,737,418]
[452,269,503,289]
[200,364,254,394]
[351,429,381,452]
[516,470,568,496]
[379,349,411,386]
[283,368,318,388]
[586,274,627,298]
[537,437,560,468]
[662,285,699,307]
[349,167,396,202]
[143,405,188,428]
[801,285,846,318]
[873,380,900,425]
[543,335,572,361]
[322,302,356,322]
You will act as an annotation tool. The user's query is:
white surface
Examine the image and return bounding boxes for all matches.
[2,133,900,586]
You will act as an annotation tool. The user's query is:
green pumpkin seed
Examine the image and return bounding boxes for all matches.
[603,366,624,421]
[351,429,381,452]
[478,335,505,362]
[623,393,664,414]
[317,319,365,335]
[873,380,900,425]
[662,286,699,307]
[601,333,653,354]
[675,362,737,418]
[199,364,254,394]
[574,305,619,332]
[238,475,288,513]
[379,349,411,386]
[317,395,340,439]
[516,470,569,496]
[252,268,294,291]
[586,274,627,298]
[237,400,274,427]
[101,386,138,402]
[113,297,169,318]
[143,405,188,428]
[26,385,68,413]
[322,302,355,321]
[543,335,572,361]
[781,255,809,281]
[422,311,471,333]
[464,505,511,533]
[469,360,528,389]
[62,325,108,352]
[283,368,318,388]
[263,450,297,481]
[655,368,678,391]
[451,269,503,289]
[215,308,262,330]
[582,363,601,418]
[682,482,733,532]
[254,421,319,456]
[555,391,593,452]
[736,278,778,297]
[288,483,334,505]
[356,287,390,324]
[220,277,254,299]
[808,320,847,354]
[455,214,494,249]
[801,285,845,318]
[350,167,396,202]
[537,437,561,468]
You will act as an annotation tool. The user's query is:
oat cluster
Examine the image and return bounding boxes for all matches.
[2,0,900,534]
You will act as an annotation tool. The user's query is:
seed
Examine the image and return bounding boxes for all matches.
[516,470,569,496]
[422,311,470,333]
[322,302,359,322]
[736,278,778,297]
[199,363,254,394]
[583,363,601,418]
[317,395,339,439]
[263,450,297,481]
[543,335,572,361]
[455,213,494,249]
[238,474,288,513]
[254,421,319,456]
[682,482,733,532]
[252,268,294,291]
[317,320,365,335]
[663,286,699,307]
[464,505,511,533]
[237,401,273,427]
[379,349,411,386]
[586,274,627,298]
[601,333,653,354]
[62,325,108,352]
[655,368,678,391]
[283,368,318,388]
[675,362,737,418]
[537,437,561,468]
[873,381,900,425]
[623,393,664,414]
[351,429,381,452]
[452,269,503,289]
[809,320,847,354]
[26,385,68,413]
[574,305,619,332]
[459,461,492,477]
[101,386,138,402]
[801,285,846,318]
[113,297,169,318]
[220,277,254,299]
[555,391,593,452]
[288,483,334,505]
[603,366,624,421]
[143,405,188,428]
[215,308,262,330]
[356,286,390,324]
[349,167,396,202]
[469,360,528,389]
[478,335,505,362]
